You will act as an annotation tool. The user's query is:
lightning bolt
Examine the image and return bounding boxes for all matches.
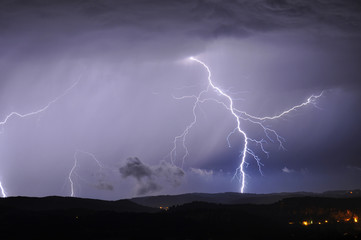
[0,181,6,198]
[0,80,80,197]
[0,80,79,127]
[68,150,105,197]
[170,56,323,193]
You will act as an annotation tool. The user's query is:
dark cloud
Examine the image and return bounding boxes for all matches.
[1,0,360,59]
[96,182,114,191]
[119,157,153,181]
[137,181,161,196]
[155,161,185,187]
[119,158,184,195]
[0,0,360,197]
[2,0,360,34]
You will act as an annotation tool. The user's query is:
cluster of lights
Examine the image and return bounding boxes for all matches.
[293,213,359,226]
[159,206,169,211]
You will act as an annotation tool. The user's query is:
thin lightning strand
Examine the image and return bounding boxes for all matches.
[68,153,77,198]
[0,80,80,197]
[170,57,323,193]
[237,91,323,121]
[0,80,79,126]
[0,181,6,198]
[68,150,104,197]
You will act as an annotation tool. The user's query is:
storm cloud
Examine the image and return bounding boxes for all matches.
[0,0,360,198]
[119,157,184,195]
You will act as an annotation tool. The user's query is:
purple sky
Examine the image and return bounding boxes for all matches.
[0,0,361,199]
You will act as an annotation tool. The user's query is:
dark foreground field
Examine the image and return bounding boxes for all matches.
[0,192,360,239]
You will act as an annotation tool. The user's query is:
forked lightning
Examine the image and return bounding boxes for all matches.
[170,57,322,193]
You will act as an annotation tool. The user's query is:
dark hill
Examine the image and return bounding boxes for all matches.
[131,192,309,207]
[131,189,361,208]
[0,194,360,239]
[0,196,156,213]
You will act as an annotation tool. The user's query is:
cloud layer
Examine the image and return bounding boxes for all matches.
[0,0,360,197]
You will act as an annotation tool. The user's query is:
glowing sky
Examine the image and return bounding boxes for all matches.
[0,0,361,199]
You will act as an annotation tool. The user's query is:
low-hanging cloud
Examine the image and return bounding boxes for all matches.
[282,167,295,174]
[119,157,184,195]
[191,167,214,176]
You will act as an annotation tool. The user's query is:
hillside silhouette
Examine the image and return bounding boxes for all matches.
[131,189,361,207]
[0,191,360,239]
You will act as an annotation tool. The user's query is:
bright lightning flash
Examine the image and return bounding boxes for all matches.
[0,181,6,198]
[0,80,79,197]
[68,150,105,197]
[169,56,323,193]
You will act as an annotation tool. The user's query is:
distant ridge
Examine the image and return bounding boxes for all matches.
[131,189,361,208]
[0,196,156,213]
[0,189,359,211]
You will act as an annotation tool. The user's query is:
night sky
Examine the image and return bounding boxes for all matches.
[0,0,361,199]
